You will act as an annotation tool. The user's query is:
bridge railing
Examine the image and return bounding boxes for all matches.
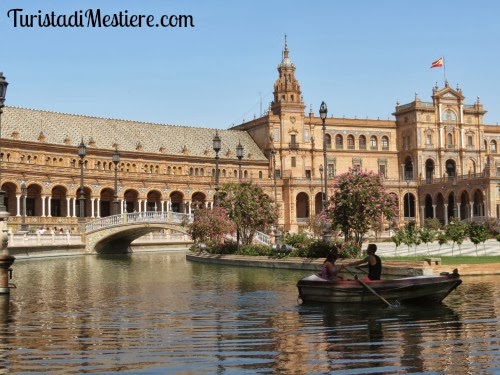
[85,211,194,233]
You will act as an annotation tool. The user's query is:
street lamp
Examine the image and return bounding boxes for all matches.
[0,73,8,216]
[319,164,324,209]
[112,148,120,215]
[0,72,14,295]
[236,140,244,181]
[213,131,221,206]
[271,148,281,248]
[21,182,27,232]
[319,101,331,243]
[78,138,87,231]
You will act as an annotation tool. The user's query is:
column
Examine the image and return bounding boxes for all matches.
[457,203,461,220]
[41,196,46,217]
[121,199,124,214]
[187,200,191,214]
[66,197,71,217]
[47,196,52,217]
[16,194,21,217]
[90,198,95,218]
[420,206,425,226]
[470,204,474,220]
[432,204,436,218]
[96,198,101,218]
[72,197,77,218]
[138,199,143,212]
[444,204,448,225]
[161,200,165,212]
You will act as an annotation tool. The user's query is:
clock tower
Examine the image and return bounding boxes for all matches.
[270,37,305,116]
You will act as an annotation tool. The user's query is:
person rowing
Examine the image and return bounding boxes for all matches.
[344,243,381,281]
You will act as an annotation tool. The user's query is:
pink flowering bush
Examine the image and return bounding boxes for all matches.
[327,169,398,248]
[188,207,236,245]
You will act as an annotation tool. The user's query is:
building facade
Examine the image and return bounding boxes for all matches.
[1,42,499,235]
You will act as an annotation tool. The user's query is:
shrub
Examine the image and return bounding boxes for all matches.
[237,244,272,256]
[424,218,441,231]
[303,240,336,258]
[339,241,361,258]
[284,232,313,251]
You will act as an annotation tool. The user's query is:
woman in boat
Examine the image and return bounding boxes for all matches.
[345,243,381,281]
[319,250,343,281]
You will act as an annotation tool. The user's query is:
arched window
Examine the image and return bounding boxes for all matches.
[347,135,355,149]
[491,140,497,154]
[381,136,389,150]
[443,109,457,123]
[325,134,332,149]
[359,135,367,150]
[335,134,343,149]
[370,136,378,150]
[259,171,263,179]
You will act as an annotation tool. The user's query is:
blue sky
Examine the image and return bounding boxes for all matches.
[1,0,500,129]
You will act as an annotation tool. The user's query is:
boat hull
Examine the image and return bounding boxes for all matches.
[297,271,462,305]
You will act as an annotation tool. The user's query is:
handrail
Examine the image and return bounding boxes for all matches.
[85,211,193,233]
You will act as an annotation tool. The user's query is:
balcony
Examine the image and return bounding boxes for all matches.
[289,142,300,150]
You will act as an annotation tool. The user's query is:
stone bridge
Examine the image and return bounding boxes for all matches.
[85,212,193,254]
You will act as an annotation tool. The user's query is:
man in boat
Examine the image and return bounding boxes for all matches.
[344,243,382,281]
[319,248,343,281]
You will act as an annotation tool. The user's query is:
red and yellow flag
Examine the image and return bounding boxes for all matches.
[431,57,443,68]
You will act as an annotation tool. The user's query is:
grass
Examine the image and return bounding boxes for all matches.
[385,256,500,265]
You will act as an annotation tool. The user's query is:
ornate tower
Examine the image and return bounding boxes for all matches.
[270,37,305,115]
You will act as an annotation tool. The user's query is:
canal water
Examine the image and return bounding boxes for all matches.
[1,252,499,374]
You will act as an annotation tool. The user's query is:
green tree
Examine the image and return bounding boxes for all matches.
[445,219,468,256]
[391,229,404,256]
[327,169,398,248]
[468,222,489,256]
[400,222,421,256]
[420,226,436,254]
[436,232,448,255]
[218,181,278,245]
[187,207,236,244]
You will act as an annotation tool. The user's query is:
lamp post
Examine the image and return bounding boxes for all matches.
[319,101,331,243]
[0,72,15,295]
[271,148,280,248]
[78,139,87,231]
[112,148,120,215]
[319,164,324,209]
[213,131,221,206]
[0,73,8,216]
[236,141,244,181]
[21,183,27,232]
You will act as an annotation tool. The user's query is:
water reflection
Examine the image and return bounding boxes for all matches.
[0,253,498,374]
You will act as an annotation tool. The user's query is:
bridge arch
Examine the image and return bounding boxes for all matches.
[85,212,193,254]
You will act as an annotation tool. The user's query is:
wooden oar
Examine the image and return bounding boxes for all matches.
[343,267,397,308]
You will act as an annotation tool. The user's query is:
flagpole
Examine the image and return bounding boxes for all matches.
[443,56,447,84]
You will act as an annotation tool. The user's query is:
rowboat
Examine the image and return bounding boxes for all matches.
[297,269,462,306]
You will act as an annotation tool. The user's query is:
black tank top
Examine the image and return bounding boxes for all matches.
[368,255,382,280]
